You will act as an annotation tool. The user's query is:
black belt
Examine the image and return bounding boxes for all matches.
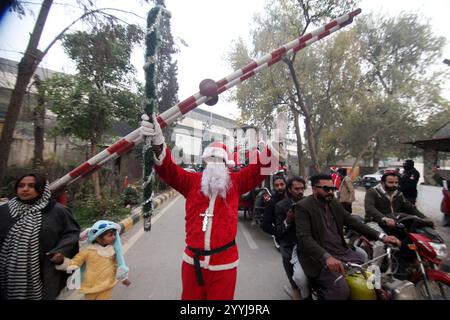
[187,239,236,286]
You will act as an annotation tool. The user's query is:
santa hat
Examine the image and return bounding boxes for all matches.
[202,141,236,168]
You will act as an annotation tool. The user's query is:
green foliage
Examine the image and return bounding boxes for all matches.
[120,186,141,206]
[71,192,131,229]
[228,1,450,170]
[155,9,179,113]
[63,23,143,85]
[44,21,144,145]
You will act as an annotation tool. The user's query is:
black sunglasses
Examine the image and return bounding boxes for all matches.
[315,185,337,192]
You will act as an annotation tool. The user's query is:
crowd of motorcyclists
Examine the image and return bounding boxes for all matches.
[238,160,449,300]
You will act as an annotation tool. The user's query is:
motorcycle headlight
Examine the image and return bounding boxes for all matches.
[429,242,448,260]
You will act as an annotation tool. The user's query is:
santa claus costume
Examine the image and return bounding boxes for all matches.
[141,115,284,300]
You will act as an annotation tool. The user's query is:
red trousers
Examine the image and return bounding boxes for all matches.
[181,261,237,300]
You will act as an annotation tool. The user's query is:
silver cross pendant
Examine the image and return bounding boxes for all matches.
[200,209,214,232]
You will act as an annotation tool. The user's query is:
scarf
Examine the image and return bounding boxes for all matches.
[0,181,51,299]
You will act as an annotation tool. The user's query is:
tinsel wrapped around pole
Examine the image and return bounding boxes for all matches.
[142,5,170,231]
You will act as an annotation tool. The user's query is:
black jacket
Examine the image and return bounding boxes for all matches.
[400,168,420,199]
[0,200,80,299]
[364,184,426,223]
[262,192,285,236]
[295,195,380,278]
[275,197,297,245]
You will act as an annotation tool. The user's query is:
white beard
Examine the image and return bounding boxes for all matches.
[201,163,230,199]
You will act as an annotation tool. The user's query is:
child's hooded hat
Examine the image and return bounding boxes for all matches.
[86,220,129,280]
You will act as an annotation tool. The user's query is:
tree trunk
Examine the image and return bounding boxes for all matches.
[292,109,306,177]
[33,75,46,169]
[285,60,321,174]
[303,115,321,174]
[90,142,102,201]
[0,0,53,190]
[372,137,380,171]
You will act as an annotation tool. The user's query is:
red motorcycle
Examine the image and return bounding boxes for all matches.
[351,215,450,299]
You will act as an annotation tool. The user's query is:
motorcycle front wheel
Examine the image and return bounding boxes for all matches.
[415,280,450,300]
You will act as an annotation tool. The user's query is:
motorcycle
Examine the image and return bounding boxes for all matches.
[349,215,450,300]
[339,246,418,300]
[285,245,417,300]
[251,187,271,228]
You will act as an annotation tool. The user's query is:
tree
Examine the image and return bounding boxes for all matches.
[0,0,53,190]
[32,74,46,169]
[153,0,179,145]
[229,4,449,176]
[228,0,357,175]
[44,21,143,200]
[344,12,449,170]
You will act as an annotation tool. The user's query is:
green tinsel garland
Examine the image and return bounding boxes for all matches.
[142,5,168,231]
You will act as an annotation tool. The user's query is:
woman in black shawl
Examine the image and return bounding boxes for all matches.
[0,173,80,299]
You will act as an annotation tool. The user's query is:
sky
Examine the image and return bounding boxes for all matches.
[0,0,449,120]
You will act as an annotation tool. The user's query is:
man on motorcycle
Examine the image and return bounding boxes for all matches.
[274,176,306,299]
[262,175,287,248]
[364,171,433,264]
[295,174,401,300]
[364,171,430,230]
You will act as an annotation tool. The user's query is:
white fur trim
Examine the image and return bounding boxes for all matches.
[227,160,235,168]
[202,146,229,162]
[67,265,80,272]
[55,257,71,271]
[153,143,167,166]
[203,194,217,267]
[87,244,115,257]
[182,252,239,270]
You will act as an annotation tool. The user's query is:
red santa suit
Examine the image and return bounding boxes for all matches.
[153,141,281,300]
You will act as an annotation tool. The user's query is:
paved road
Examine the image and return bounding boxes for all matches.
[112,195,289,300]
[62,183,448,300]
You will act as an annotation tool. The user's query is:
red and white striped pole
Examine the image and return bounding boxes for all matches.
[49,8,361,192]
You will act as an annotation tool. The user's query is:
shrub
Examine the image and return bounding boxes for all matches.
[71,193,131,229]
[120,186,141,206]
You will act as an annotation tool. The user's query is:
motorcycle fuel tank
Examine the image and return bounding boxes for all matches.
[346,272,377,300]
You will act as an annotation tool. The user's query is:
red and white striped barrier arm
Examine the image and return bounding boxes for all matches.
[157,8,361,125]
[49,8,361,192]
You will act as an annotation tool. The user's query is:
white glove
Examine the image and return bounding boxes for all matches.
[140,113,165,145]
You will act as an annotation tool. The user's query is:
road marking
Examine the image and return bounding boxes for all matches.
[239,222,258,250]
[123,195,182,254]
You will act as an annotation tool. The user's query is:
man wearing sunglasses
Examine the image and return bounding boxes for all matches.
[295,174,401,300]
